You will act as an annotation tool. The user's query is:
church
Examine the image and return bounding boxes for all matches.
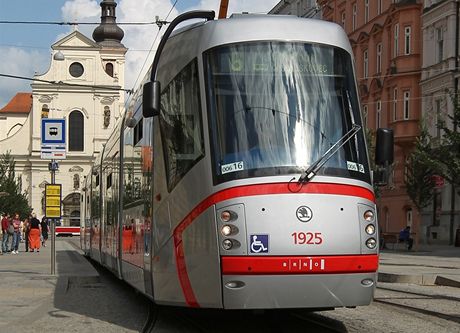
[0,0,126,226]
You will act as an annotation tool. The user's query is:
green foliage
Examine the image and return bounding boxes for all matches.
[0,151,31,219]
[429,92,460,193]
[404,125,435,211]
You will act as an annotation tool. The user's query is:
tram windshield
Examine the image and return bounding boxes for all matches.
[205,42,370,184]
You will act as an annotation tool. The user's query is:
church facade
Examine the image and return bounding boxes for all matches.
[0,0,126,225]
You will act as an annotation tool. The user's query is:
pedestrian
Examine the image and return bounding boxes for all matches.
[11,213,22,254]
[29,213,42,253]
[40,217,49,247]
[399,226,414,250]
[1,213,11,254]
[23,217,31,252]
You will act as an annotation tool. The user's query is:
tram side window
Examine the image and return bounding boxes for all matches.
[160,58,204,191]
[91,174,100,218]
[123,127,135,207]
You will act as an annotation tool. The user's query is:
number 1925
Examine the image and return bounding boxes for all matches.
[291,232,323,245]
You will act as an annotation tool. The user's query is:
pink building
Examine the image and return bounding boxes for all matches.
[319,0,423,241]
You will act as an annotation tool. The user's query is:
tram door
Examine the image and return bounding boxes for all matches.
[141,117,154,297]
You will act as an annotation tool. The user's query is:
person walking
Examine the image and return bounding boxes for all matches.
[1,213,12,254]
[11,213,22,254]
[1,213,10,254]
[29,213,41,253]
[23,217,31,252]
[40,218,49,247]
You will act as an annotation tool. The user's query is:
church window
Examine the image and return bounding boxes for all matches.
[69,62,84,78]
[105,63,114,77]
[69,110,84,151]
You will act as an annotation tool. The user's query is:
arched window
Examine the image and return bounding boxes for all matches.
[105,63,114,77]
[69,111,84,151]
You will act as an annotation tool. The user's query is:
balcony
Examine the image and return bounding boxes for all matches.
[390,119,420,147]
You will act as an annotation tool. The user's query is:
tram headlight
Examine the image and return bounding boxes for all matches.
[366,238,377,249]
[365,224,375,235]
[222,239,234,250]
[221,225,232,236]
[220,210,237,222]
[363,210,374,222]
[220,224,239,236]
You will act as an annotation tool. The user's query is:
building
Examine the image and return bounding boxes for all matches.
[268,0,319,17]
[420,0,460,244]
[0,0,126,225]
[0,93,32,140]
[272,0,427,242]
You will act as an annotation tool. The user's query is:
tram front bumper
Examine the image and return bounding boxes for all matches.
[221,272,377,309]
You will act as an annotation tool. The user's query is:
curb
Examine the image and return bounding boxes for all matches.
[378,272,460,288]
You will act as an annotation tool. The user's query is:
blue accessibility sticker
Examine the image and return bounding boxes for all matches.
[249,234,269,253]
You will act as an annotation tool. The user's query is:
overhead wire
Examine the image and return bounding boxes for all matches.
[123,0,179,112]
[0,73,133,93]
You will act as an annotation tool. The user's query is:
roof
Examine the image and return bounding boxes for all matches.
[0,93,32,114]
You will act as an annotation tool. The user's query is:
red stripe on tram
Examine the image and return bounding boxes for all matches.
[221,254,379,275]
[172,182,375,307]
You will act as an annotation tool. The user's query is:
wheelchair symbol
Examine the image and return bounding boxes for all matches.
[250,234,268,253]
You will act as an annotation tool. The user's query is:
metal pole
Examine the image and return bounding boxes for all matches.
[51,160,56,275]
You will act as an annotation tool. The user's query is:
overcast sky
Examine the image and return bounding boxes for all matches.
[0,0,280,108]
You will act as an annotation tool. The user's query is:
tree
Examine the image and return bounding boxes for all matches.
[404,125,435,211]
[429,92,460,192]
[0,151,31,219]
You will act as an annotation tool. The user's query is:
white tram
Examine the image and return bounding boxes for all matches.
[81,10,394,309]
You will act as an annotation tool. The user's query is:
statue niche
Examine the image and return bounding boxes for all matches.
[104,106,111,128]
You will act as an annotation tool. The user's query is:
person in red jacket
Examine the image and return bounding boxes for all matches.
[1,213,11,254]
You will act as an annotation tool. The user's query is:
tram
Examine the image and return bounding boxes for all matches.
[80,10,394,309]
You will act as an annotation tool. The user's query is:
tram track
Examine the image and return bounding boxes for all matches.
[374,286,460,324]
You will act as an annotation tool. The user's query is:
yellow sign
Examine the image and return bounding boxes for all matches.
[45,184,62,218]
[46,207,61,218]
[46,185,61,196]
[46,197,61,207]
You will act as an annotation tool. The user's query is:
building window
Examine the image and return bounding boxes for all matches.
[377,0,382,15]
[404,26,411,55]
[403,91,410,120]
[406,208,413,228]
[394,24,399,58]
[69,62,84,78]
[436,27,444,62]
[376,43,382,73]
[435,99,442,138]
[364,0,369,23]
[363,49,368,78]
[352,3,357,30]
[376,100,381,128]
[105,63,114,77]
[393,88,398,121]
[341,11,346,28]
[69,110,84,151]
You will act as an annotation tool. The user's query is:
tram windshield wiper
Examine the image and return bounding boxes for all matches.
[298,124,361,184]
[298,90,361,184]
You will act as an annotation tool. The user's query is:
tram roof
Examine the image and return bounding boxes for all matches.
[170,13,353,55]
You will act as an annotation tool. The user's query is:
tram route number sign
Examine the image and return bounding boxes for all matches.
[45,184,62,218]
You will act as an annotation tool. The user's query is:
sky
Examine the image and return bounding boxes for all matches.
[0,0,280,108]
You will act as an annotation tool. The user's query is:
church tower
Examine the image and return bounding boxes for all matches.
[0,0,128,225]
